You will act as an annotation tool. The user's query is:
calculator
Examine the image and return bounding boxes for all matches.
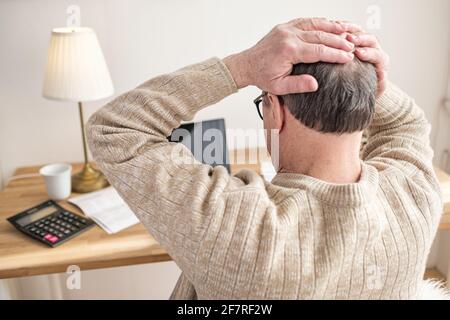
[8,200,95,247]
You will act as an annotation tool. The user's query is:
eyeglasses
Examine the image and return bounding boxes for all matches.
[253,92,267,120]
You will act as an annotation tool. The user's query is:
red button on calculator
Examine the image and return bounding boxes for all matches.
[44,234,59,243]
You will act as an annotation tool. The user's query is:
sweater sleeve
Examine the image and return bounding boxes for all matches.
[362,82,441,195]
[86,58,238,281]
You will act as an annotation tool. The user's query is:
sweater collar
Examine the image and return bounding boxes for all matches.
[271,162,379,207]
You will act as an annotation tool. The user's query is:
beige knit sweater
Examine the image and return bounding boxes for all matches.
[87,58,443,300]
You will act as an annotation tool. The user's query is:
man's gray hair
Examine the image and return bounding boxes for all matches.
[282,58,377,134]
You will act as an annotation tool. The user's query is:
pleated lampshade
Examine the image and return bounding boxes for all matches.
[43,27,114,102]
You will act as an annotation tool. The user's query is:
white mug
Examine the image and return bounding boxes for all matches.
[40,163,72,200]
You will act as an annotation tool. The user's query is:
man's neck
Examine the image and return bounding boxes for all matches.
[277,131,363,184]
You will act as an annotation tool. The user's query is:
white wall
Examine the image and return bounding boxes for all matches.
[0,0,449,299]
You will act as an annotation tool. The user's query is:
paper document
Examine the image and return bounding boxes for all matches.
[69,187,139,234]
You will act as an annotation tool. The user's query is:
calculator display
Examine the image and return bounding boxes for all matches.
[16,205,59,227]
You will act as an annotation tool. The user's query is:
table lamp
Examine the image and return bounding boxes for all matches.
[42,27,114,193]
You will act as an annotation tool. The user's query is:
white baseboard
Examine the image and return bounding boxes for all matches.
[0,279,22,300]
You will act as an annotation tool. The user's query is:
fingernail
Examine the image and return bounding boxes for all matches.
[348,34,358,42]
[358,48,366,55]
[348,52,354,59]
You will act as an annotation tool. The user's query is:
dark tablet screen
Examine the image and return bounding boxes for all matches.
[169,118,231,173]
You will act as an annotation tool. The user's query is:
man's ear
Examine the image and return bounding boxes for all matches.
[267,93,285,131]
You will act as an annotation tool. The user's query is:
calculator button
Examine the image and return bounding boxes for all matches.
[68,219,74,223]
[44,221,50,225]
[57,233,64,238]
[44,234,53,240]
[64,230,71,234]
[38,223,44,228]
[49,236,59,243]
[63,212,69,216]
[50,223,55,227]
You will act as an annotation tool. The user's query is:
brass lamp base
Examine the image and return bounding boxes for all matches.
[72,164,110,193]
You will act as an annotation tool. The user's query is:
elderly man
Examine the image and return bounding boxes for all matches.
[86,18,443,299]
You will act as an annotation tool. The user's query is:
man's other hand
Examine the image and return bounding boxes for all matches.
[346,32,390,97]
[223,18,363,95]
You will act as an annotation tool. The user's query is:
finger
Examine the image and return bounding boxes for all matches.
[377,69,387,82]
[334,21,365,34]
[272,74,319,95]
[290,18,348,34]
[356,49,388,96]
[299,31,355,51]
[354,47,386,68]
[379,81,387,96]
[347,33,379,48]
[377,76,387,96]
[300,43,355,64]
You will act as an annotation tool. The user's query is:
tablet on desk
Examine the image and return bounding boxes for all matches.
[169,118,231,173]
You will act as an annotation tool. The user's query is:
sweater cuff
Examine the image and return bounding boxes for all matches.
[214,57,239,95]
[188,57,239,112]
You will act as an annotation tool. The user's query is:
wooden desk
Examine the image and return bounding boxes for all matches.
[1,162,450,279]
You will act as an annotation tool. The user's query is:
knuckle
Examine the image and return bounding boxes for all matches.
[315,44,326,55]
[299,19,311,30]
[310,19,320,29]
[281,40,297,54]
[319,44,327,53]
[292,18,305,26]
[316,31,326,41]
[275,25,290,37]
[273,24,284,33]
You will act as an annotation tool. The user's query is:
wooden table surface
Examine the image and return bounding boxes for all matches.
[1,161,449,279]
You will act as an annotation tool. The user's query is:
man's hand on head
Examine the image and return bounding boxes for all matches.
[223,18,363,95]
[346,32,390,97]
